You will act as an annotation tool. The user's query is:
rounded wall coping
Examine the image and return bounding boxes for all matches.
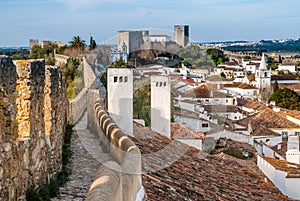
[94,101,139,153]
[85,160,122,201]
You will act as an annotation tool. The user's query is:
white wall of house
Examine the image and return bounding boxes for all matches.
[286,150,300,164]
[193,97,234,105]
[286,178,300,199]
[174,139,203,150]
[257,156,300,200]
[207,129,251,144]
[246,65,257,74]
[226,87,259,98]
[178,101,196,112]
[257,156,287,195]
[213,112,245,121]
[175,116,210,132]
[278,65,296,73]
[271,128,300,136]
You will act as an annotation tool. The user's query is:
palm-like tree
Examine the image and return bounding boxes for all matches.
[69,36,86,50]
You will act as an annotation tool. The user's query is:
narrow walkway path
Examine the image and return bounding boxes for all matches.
[52,112,112,201]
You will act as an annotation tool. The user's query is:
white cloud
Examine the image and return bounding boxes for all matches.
[53,0,135,10]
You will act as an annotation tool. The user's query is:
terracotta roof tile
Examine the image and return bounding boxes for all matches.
[130,125,293,200]
[171,123,205,139]
[272,74,299,81]
[262,156,300,178]
[235,108,298,136]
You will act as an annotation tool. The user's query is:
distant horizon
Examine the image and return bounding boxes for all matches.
[1,0,300,47]
[1,36,300,48]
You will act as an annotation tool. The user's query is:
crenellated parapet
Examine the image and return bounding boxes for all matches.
[86,96,142,201]
[0,57,69,200]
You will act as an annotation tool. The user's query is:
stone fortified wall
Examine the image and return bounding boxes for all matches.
[54,53,70,66]
[0,57,68,200]
[85,90,142,201]
[68,57,96,124]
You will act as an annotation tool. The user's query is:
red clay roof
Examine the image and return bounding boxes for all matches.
[272,74,299,81]
[246,74,256,82]
[262,156,300,178]
[130,125,292,200]
[235,108,298,136]
[224,82,258,89]
[203,105,240,113]
[171,123,205,139]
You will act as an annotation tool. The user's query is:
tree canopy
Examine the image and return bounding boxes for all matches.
[179,44,212,68]
[206,48,228,66]
[69,36,86,50]
[89,36,97,50]
[269,87,300,110]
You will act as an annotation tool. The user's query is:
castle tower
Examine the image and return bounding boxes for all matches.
[120,42,128,63]
[108,68,133,136]
[118,31,143,55]
[29,39,39,54]
[286,135,300,164]
[151,76,171,138]
[174,25,189,47]
[255,54,271,101]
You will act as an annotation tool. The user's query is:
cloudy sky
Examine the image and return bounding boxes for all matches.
[1,0,300,46]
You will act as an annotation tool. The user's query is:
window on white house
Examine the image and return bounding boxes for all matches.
[114,76,118,82]
[124,76,128,82]
[202,123,209,128]
[119,76,123,82]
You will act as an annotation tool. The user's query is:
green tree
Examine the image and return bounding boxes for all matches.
[69,36,86,50]
[100,59,130,89]
[269,87,300,110]
[279,55,282,63]
[30,45,43,59]
[273,80,279,92]
[182,60,191,67]
[61,58,82,99]
[179,44,212,68]
[206,48,228,66]
[133,79,151,126]
[267,57,278,70]
[89,36,97,49]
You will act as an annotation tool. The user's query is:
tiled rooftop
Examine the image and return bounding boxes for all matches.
[235,108,299,136]
[203,105,240,113]
[171,123,205,139]
[206,75,234,82]
[224,82,258,90]
[270,141,288,159]
[262,156,300,178]
[183,86,233,99]
[246,74,256,82]
[271,74,299,81]
[131,125,293,200]
[237,99,267,112]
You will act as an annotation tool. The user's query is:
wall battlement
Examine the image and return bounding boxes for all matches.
[86,95,142,201]
[0,57,69,200]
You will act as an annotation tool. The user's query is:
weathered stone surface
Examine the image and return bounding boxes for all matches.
[52,113,112,201]
[0,58,69,201]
